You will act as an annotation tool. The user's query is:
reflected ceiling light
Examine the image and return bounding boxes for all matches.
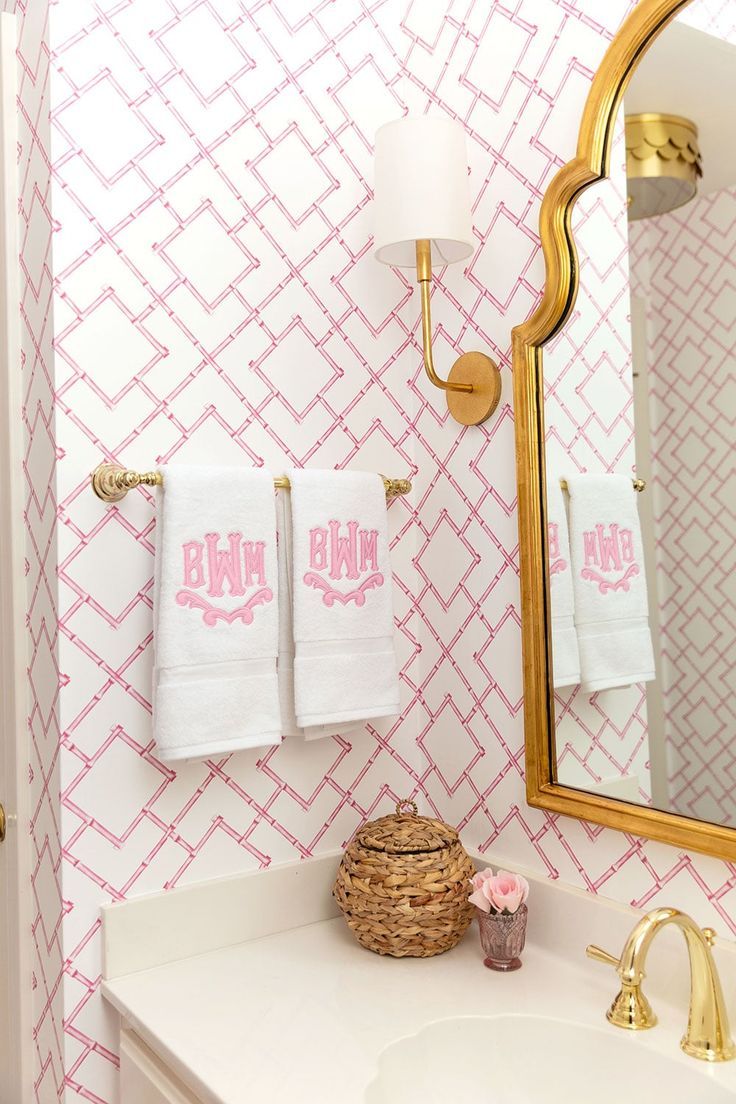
[625,113,703,221]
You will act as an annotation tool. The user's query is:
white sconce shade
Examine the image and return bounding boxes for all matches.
[373,115,475,268]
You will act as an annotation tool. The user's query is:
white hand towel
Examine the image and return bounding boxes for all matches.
[546,475,580,688]
[275,491,359,741]
[276,489,300,739]
[153,465,281,760]
[288,469,400,729]
[565,473,655,692]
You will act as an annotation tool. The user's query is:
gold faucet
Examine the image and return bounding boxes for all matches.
[587,907,736,1062]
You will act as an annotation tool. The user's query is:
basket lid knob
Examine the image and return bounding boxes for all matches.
[396,798,418,816]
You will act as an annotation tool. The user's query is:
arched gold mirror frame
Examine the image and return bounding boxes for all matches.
[510,0,736,861]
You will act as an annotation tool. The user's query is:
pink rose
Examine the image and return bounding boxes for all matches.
[468,868,495,913]
[469,867,529,915]
[489,870,529,914]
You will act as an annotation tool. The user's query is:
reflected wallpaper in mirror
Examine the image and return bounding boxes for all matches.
[543,2,736,826]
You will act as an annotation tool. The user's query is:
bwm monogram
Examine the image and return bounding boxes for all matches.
[304,520,384,606]
[176,532,273,626]
[548,522,567,577]
[581,523,640,594]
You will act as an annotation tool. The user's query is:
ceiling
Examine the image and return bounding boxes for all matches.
[625,18,736,197]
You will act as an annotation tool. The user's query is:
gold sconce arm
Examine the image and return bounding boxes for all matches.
[416,241,471,395]
[414,239,501,425]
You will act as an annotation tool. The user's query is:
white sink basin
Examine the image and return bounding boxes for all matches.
[364,1014,735,1103]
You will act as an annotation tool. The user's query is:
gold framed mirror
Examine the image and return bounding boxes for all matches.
[512,0,736,861]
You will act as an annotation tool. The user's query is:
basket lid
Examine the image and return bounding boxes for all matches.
[356,799,460,854]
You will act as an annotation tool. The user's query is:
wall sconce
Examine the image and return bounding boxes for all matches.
[373,115,501,427]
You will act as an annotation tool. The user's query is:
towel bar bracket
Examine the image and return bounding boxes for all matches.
[91,463,412,504]
[91,464,162,502]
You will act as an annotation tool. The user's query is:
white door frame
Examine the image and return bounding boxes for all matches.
[0,10,32,1102]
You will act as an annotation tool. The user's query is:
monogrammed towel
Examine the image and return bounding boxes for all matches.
[275,491,359,741]
[153,465,281,760]
[565,473,655,693]
[547,475,580,688]
[288,469,400,729]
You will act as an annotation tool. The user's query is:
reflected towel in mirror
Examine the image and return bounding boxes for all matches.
[546,475,581,688]
[565,473,655,693]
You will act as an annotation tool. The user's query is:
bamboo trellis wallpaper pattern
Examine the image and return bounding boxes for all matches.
[13,1,736,1101]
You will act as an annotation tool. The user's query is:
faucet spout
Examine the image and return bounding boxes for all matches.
[587,907,736,1063]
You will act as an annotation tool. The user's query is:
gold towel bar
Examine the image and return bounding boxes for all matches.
[559,477,646,493]
[91,463,412,504]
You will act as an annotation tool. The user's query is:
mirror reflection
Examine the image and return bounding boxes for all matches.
[544,5,736,825]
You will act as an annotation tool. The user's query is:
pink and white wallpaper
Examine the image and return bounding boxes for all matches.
[16,1,64,1100]
[630,183,736,827]
[9,2,736,1102]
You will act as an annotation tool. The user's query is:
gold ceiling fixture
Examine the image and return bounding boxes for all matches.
[625,112,703,220]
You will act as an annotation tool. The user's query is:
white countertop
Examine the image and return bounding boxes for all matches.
[103,915,736,1103]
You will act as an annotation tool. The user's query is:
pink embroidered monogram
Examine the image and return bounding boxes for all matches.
[581,523,640,593]
[176,531,273,626]
[548,521,567,576]
[305,520,385,606]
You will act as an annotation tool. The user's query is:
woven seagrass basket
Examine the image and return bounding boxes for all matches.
[333,799,475,958]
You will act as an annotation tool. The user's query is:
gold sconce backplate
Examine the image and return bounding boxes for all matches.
[446,351,502,426]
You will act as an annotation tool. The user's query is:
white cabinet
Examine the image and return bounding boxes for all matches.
[120,1028,203,1104]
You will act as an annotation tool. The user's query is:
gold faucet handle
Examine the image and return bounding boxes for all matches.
[587,944,657,1030]
[586,944,619,968]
